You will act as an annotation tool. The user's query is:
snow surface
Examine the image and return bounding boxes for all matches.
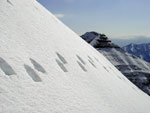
[0,0,150,113]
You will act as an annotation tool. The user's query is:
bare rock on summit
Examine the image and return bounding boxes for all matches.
[81,32,120,48]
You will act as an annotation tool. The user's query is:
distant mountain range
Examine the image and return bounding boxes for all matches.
[111,36,150,47]
[123,43,150,63]
[81,32,150,96]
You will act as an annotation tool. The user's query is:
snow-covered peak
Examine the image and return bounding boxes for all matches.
[123,43,150,62]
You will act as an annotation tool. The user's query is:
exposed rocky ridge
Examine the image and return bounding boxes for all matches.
[81,32,150,95]
[81,32,120,48]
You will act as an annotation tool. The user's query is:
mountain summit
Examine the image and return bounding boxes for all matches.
[81,32,150,96]
[0,0,150,113]
[81,32,120,48]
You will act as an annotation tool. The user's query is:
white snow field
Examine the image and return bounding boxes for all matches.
[0,0,150,113]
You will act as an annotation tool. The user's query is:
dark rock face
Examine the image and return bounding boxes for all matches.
[81,32,120,48]
[81,31,150,96]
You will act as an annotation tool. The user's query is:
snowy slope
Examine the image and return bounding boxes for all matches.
[81,32,150,96]
[0,0,150,113]
[123,43,150,63]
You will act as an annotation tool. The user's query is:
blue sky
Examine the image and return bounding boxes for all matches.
[37,0,150,39]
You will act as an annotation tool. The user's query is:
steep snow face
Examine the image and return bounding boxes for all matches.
[0,0,150,113]
[81,32,150,96]
[123,43,150,63]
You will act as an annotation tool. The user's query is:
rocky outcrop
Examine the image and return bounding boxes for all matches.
[81,32,120,48]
